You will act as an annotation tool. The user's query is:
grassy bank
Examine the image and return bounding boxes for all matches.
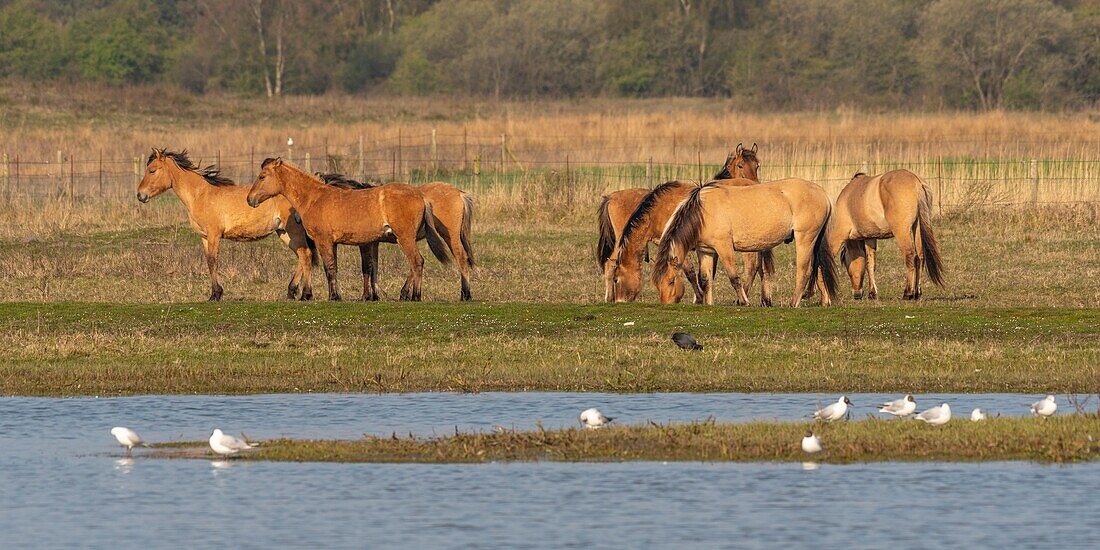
[1,302,1096,396]
[148,416,1100,464]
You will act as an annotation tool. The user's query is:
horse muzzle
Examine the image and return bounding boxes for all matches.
[136,192,149,203]
[246,197,260,208]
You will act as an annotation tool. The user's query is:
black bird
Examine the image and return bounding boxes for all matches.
[671,332,702,351]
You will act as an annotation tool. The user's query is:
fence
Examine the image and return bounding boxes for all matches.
[2,132,1099,209]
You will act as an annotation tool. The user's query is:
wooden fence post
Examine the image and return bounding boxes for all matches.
[430,128,437,173]
[1030,159,1039,206]
[500,134,506,173]
[397,127,403,179]
[462,127,468,172]
[2,153,8,196]
[68,153,74,202]
[647,157,653,186]
[935,155,944,217]
[133,157,141,185]
[358,134,365,182]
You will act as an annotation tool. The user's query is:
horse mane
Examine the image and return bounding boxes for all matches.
[315,172,376,189]
[851,171,867,180]
[150,148,235,187]
[652,182,714,285]
[617,180,685,254]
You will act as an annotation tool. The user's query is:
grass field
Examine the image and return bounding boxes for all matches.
[148,416,1100,464]
[0,89,1097,397]
[2,301,1096,395]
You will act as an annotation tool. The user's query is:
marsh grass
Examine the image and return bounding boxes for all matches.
[1,302,1096,396]
[147,415,1100,464]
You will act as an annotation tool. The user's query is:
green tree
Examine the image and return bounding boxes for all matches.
[0,1,65,79]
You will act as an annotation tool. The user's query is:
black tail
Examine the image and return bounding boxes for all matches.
[306,234,318,266]
[653,184,710,286]
[808,218,839,301]
[460,193,476,269]
[596,195,616,268]
[917,186,946,287]
[421,201,452,266]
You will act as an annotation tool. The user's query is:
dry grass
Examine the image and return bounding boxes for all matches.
[146,415,1100,464]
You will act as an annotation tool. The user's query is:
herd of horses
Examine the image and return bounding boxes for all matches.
[136,145,944,306]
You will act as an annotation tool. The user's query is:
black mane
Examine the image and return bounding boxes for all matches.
[149,148,234,187]
[316,172,375,189]
[617,180,686,252]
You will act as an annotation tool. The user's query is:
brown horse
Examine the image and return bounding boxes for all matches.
[653,178,838,307]
[825,169,945,300]
[316,173,476,301]
[137,149,315,301]
[604,144,770,304]
[247,158,451,301]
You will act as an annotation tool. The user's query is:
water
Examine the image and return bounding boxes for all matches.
[1,393,1095,548]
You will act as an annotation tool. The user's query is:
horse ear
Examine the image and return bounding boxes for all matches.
[751,143,758,153]
[736,143,744,155]
[273,157,284,167]
[152,148,164,160]
[723,150,735,165]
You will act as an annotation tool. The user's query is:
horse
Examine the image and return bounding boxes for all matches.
[246,158,451,301]
[653,178,838,307]
[136,149,315,301]
[825,169,945,300]
[604,144,771,304]
[316,173,476,301]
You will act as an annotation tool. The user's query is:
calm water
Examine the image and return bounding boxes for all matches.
[1,393,1096,548]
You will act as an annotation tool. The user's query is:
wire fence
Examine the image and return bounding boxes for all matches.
[3,132,1099,208]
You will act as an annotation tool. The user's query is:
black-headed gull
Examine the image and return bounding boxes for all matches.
[877,394,917,417]
[110,427,147,457]
[915,403,951,425]
[1030,395,1056,418]
[579,408,613,429]
[813,396,852,422]
[801,431,822,453]
[209,429,255,456]
[970,408,987,422]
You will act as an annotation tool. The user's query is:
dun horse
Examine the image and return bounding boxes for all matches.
[825,169,945,300]
[246,158,451,301]
[598,144,766,303]
[653,178,838,307]
[316,173,476,301]
[136,149,315,301]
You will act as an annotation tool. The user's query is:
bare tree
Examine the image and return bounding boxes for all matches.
[250,0,287,97]
[922,0,1071,110]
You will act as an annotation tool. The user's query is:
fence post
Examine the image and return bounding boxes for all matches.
[500,134,506,174]
[305,152,312,174]
[462,127,468,172]
[935,155,944,217]
[56,150,63,196]
[2,154,8,196]
[69,154,75,203]
[397,127,403,179]
[358,134,365,182]
[133,157,141,185]
[430,128,437,173]
[1030,159,1039,206]
[647,157,653,186]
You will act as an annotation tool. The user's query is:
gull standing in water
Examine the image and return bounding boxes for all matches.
[915,403,951,425]
[877,395,917,418]
[1030,395,1057,418]
[209,429,255,456]
[801,431,823,454]
[579,408,613,429]
[110,427,147,457]
[970,408,987,422]
[813,396,852,422]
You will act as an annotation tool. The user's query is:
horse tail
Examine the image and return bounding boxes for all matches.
[306,234,318,266]
[916,186,946,287]
[460,193,476,269]
[596,195,615,268]
[808,211,839,301]
[421,200,452,266]
[653,184,708,286]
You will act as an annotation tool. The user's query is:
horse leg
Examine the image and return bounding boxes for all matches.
[790,230,818,308]
[396,234,425,302]
[603,260,614,303]
[202,235,223,301]
[741,252,762,305]
[359,244,380,301]
[682,256,703,304]
[843,240,867,300]
[864,239,878,300]
[276,230,300,300]
[712,241,748,306]
[757,252,773,307]
[892,228,919,300]
[696,251,717,305]
[448,224,472,302]
[316,241,341,301]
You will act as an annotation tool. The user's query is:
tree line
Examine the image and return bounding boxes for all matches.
[0,0,1097,110]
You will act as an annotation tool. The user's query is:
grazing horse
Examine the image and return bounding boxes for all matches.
[653,179,838,307]
[246,158,451,301]
[825,169,945,300]
[136,149,315,301]
[604,144,771,304]
[316,173,476,301]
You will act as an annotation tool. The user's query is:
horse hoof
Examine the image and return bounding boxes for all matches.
[761,298,772,307]
[852,291,863,300]
[330,295,342,302]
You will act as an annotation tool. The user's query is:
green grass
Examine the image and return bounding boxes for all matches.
[1,301,1096,396]
[147,415,1100,464]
